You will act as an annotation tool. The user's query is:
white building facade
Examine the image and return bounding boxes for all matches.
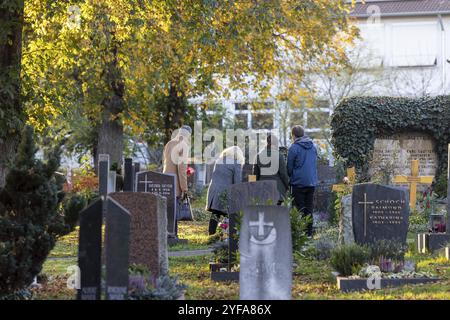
[193,0,450,148]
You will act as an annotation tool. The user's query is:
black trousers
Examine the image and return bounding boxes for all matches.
[208,209,227,235]
[291,186,315,236]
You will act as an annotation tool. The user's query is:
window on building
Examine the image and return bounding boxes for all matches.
[234,113,248,129]
[355,23,385,68]
[307,110,330,129]
[391,23,438,67]
[235,103,249,111]
[289,111,305,128]
[252,113,273,129]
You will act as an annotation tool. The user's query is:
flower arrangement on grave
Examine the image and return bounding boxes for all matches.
[186,166,195,177]
[128,264,186,300]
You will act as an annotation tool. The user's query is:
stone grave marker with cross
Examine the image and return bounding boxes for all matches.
[239,205,292,300]
[352,183,410,246]
[136,171,177,237]
[393,159,434,209]
[227,181,279,271]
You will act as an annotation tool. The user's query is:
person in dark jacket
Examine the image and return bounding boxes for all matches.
[287,125,318,237]
[253,134,289,204]
[205,146,244,235]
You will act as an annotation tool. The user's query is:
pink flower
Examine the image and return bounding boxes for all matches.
[186,166,195,177]
[220,223,228,230]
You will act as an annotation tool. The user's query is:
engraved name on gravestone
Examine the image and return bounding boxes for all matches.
[136,171,177,236]
[313,165,337,215]
[371,132,437,181]
[77,199,103,300]
[105,197,130,300]
[110,192,168,277]
[352,184,410,246]
[240,205,292,300]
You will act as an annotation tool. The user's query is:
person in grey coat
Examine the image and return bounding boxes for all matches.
[253,134,289,204]
[205,146,244,235]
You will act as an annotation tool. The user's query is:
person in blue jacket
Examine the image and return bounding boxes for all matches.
[287,125,318,237]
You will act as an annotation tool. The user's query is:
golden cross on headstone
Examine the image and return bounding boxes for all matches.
[332,167,356,193]
[393,159,434,210]
[358,193,374,237]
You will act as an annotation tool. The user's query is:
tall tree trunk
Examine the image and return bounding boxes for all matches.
[0,1,25,188]
[164,83,187,143]
[97,41,125,170]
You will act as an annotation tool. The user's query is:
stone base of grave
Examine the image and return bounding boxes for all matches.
[167,237,189,246]
[417,233,450,253]
[209,263,239,282]
[336,276,440,292]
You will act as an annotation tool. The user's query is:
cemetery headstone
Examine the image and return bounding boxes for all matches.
[124,158,134,192]
[352,183,409,246]
[105,197,131,300]
[98,154,110,199]
[77,199,103,300]
[134,162,140,174]
[314,164,337,217]
[393,159,433,209]
[136,171,177,236]
[338,194,354,244]
[447,143,450,235]
[108,171,117,194]
[371,132,438,180]
[240,205,292,300]
[228,181,279,271]
[110,192,168,277]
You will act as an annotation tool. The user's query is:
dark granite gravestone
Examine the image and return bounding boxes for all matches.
[352,183,410,246]
[110,192,168,277]
[77,199,103,300]
[105,197,131,300]
[313,165,337,216]
[124,158,134,192]
[239,205,292,300]
[98,154,110,199]
[228,181,279,270]
[136,171,177,236]
[134,162,141,179]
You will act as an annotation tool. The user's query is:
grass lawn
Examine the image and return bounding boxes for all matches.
[38,217,450,300]
[36,189,450,300]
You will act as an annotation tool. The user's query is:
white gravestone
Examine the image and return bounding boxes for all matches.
[239,205,292,300]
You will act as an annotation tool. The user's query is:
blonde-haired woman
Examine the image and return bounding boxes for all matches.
[205,146,244,235]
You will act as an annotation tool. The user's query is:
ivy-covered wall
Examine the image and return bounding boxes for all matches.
[330,96,450,182]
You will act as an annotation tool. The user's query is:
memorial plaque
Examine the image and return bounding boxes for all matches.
[240,205,292,300]
[371,132,437,181]
[77,199,103,300]
[110,192,168,277]
[105,197,130,300]
[352,184,410,246]
[136,171,177,236]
